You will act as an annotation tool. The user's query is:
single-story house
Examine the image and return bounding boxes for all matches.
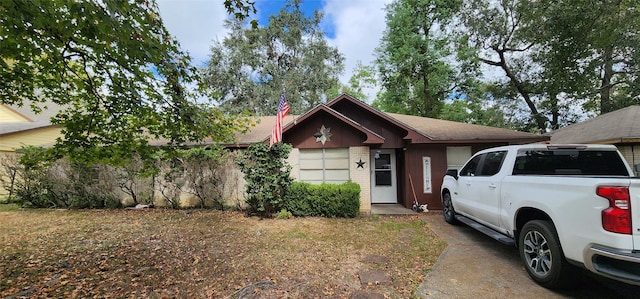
[228,94,549,213]
[550,105,640,173]
[1,94,550,212]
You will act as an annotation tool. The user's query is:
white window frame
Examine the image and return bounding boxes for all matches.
[423,156,432,193]
[299,148,349,184]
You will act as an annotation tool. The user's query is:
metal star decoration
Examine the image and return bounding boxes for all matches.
[314,125,332,145]
[356,159,366,169]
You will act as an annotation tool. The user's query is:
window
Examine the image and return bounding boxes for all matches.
[446,146,472,171]
[478,151,506,176]
[513,149,629,176]
[299,148,350,184]
[459,151,506,177]
[459,154,482,177]
[374,153,392,186]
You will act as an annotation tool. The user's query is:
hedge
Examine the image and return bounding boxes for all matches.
[283,181,360,218]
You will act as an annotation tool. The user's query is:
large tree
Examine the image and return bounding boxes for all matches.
[0,0,251,165]
[326,62,378,102]
[457,0,640,131]
[373,0,463,118]
[529,0,640,115]
[201,0,344,115]
[457,0,551,131]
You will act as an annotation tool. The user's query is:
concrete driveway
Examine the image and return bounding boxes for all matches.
[417,212,640,299]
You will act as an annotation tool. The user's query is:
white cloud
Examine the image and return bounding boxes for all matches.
[157,0,391,101]
[157,0,228,66]
[324,0,391,101]
[324,0,389,78]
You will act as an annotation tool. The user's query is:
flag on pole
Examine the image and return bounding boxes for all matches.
[270,91,290,146]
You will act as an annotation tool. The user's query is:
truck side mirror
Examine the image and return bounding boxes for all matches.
[446,169,458,180]
[635,164,640,174]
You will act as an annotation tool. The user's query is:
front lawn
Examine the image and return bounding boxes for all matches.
[0,205,445,298]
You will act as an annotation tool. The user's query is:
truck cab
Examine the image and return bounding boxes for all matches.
[440,144,640,289]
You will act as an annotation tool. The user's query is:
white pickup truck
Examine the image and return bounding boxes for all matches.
[440,144,640,289]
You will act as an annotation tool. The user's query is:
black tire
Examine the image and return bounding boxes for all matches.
[518,220,579,289]
[442,191,459,225]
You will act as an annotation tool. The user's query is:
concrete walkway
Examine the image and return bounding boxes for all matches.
[371,204,417,215]
[417,212,640,299]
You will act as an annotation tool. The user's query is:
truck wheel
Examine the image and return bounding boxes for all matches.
[442,192,459,225]
[519,220,578,289]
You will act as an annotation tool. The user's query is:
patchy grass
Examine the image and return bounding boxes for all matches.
[0,207,446,298]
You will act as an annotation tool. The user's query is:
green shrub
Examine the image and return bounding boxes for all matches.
[284,181,360,218]
[236,143,292,217]
[275,209,293,219]
[11,146,55,208]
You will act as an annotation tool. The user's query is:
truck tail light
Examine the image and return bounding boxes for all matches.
[597,186,632,234]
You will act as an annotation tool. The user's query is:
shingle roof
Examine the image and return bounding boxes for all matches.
[1,100,64,135]
[550,105,640,144]
[2,96,549,146]
[387,113,546,142]
[225,111,547,146]
[230,115,298,145]
[0,122,55,135]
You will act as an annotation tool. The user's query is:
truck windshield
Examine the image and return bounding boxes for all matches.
[513,149,629,176]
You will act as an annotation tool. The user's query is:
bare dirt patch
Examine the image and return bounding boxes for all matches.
[0,206,445,298]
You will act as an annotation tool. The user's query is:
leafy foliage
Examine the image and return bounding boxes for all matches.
[5,146,120,208]
[283,181,361,218]
[0,0,249,165]
[235,142,292,217]
[455,0,640,130]
[527,0,640,116]
[176,146,230,209]
[224,0,258,28]
[115,155,155,206]
[2,146,234,209]
[326,62,378,102]
[201,0,344,115]
[375,0,639,129]
[374,0,463,118]
[10,147,54,208]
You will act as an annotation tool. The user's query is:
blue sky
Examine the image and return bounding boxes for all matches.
[157,0,391,101]
[254,0,336,38]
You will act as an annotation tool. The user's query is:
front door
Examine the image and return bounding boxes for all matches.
[371,149,397,203]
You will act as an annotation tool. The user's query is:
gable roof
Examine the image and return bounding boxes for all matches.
[4,94,548,147]
[1,100,64,135]
[550,105,640,144]
[228,94,548,146]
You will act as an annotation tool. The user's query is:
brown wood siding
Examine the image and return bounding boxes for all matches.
[401,145,447,209]
[286,111,367,149]
[400,142,511,210]
[332,104,407,148]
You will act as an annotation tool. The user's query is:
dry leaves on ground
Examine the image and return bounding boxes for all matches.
[0,205,446,298]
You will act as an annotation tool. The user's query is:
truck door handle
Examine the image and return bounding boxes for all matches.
[489,184,497,189]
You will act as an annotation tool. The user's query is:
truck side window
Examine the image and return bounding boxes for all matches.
[513,149,629,176]
[479,151,507,176]
[459,154,483,176]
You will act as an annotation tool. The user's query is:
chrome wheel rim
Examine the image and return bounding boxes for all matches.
[523,230,552,277]
[443,195,453,219]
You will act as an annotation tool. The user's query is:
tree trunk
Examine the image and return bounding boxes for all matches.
[599,45,614,114]
[483,49,548,131]
[550,93,559,130]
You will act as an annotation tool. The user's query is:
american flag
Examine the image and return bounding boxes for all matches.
[270,91,290,146]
